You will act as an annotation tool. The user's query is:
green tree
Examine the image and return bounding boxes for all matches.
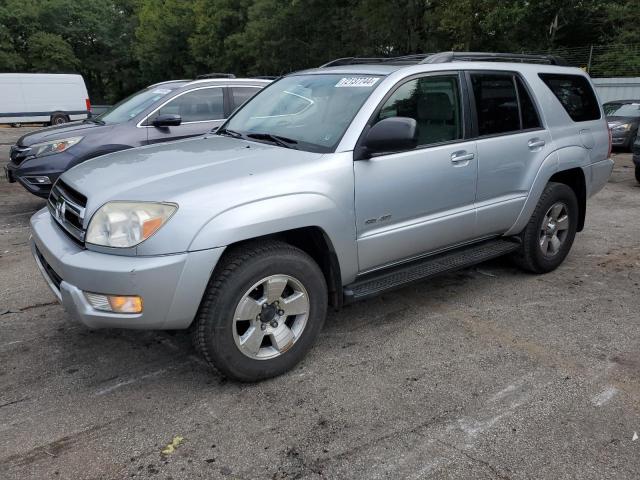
[26,32,79,72]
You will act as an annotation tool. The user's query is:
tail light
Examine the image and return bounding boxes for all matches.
[85,98,92,112]
[607,126,612,158]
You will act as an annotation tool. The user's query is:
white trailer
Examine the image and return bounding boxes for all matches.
[0,73,90,126]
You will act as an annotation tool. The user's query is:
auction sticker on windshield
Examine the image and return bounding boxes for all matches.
[335,77,380,88]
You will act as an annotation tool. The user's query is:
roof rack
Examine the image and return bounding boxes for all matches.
[320,51,568,68]
[421,51,568,66]
[320,54,433,67]
[196,73,236,79]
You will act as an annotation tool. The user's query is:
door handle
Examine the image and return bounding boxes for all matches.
[450,151,474,164]
[528,139,546,150]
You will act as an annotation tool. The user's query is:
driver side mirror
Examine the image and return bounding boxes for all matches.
[153,113,182,127]
[359,117,417,159]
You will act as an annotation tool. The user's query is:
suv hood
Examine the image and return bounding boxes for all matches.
[18,120,114,146]
[61,135,324,214]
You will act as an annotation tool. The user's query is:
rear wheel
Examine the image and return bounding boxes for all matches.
[193,241,327,382]
[50,113,68,126]
[512,182,578,273]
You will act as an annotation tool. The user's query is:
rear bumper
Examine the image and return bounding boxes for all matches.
[30,208,224,329]
[587,158,614,198]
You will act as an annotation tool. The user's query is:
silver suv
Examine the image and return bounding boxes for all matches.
[31,52,613,381]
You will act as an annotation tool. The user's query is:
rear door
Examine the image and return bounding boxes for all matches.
[144,86,226,144]
[468,71,554,236]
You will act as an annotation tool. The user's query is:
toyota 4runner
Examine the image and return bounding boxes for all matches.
[30,52,613,381]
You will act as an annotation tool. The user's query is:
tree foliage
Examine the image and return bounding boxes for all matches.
[0,0,638,102]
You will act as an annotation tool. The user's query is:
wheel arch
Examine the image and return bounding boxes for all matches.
[548,167,587,231]
[220,227,344,308]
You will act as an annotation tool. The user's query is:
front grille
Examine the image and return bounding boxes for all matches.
[9,145,32,165]
[48,180,87,245]
[34,245,63,291]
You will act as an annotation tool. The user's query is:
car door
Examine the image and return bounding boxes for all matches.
[468,71,554,236]
[354,72,478,272]
[144,86,227,144]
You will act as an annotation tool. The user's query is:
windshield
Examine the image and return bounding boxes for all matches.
[604,103,640,118]
[221,74,383,152]
[96,86,178,124]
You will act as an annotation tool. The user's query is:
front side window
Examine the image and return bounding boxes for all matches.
[539,73,601,122]
[155,87,224,123]
[222,74,382,153]
[375,74,463,146]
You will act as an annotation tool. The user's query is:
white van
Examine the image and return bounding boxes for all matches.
[0,73,90,126]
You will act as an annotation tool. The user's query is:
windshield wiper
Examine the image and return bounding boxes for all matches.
[246,133,298,149]
[216,128,244,138]
[85,117,105,125]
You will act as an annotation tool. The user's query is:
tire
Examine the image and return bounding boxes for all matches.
[512,182,578,274]
[635,165,640,184]
[10,123,21,128]
[193,240,328,382]
[50,114,68,126]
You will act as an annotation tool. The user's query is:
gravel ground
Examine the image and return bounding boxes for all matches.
[1,126,639,480]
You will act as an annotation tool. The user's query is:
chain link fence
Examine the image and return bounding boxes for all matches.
[526,44,640,77]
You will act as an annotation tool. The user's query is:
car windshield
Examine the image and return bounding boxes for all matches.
[96,86,179,124]
[221,74,383,152]
[604,103,640,118]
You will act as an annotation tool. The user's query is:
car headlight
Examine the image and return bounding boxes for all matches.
[611,123,632,132]
[31,136,83,158]
[86,202,177,248]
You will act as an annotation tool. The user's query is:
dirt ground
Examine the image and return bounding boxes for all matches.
[1,126,639,479]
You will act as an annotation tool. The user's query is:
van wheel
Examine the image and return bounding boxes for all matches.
[193,241,327,382]
[512,182,578,273]
[50,114,68,126]
[10,123,21,128]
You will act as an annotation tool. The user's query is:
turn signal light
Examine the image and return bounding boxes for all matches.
[85,292,143,313]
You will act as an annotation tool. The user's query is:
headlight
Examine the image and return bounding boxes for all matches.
[611,123,632,132]
[86,202,177,248]
[31,136,83,157]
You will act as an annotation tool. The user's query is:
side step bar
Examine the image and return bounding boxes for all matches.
[343,238,520,303]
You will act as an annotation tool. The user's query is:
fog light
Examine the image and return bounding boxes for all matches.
[85,292,143,313]
[24,176,51,185]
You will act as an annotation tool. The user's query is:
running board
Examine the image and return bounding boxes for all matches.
[343,238,520,303]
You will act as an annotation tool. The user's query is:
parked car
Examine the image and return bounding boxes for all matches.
[30,52,612,381]
[0,73,90,126]
[632,132,640,183]
[603,100,640,151]
[5,77,270,197]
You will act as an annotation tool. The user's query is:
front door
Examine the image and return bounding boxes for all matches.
[354,72,478,272]
[145,86,227,144]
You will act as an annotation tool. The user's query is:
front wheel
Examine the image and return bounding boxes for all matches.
[635,165,640,184]
[193,241,327,382]
[512,182,578,273]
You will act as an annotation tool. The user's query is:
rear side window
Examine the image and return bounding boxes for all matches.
[471,73,520,135]
[231,87,261,111]
[516,77,541,130]
[538,73,601,122]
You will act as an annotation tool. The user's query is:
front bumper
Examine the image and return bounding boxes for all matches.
[6,149,78,198]
[30,208,224,329]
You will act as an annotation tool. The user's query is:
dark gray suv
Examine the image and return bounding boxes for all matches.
[5,77,270,197]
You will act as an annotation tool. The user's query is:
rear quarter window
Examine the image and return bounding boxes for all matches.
[538,73,601,122]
